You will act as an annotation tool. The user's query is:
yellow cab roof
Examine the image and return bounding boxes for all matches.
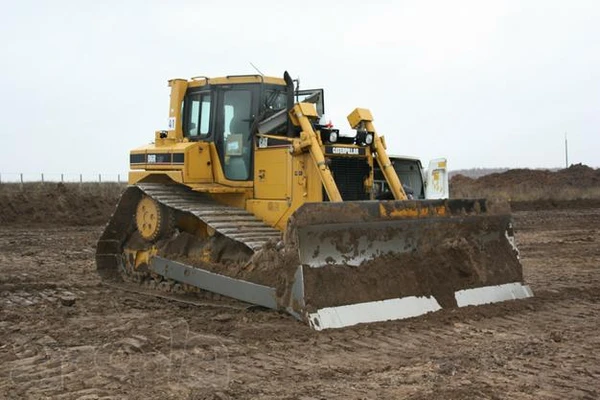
[179,75,286,88]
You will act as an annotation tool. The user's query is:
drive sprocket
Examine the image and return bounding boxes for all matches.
[135,195,171,241]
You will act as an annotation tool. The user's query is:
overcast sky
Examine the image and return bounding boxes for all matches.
[1,0,598,179]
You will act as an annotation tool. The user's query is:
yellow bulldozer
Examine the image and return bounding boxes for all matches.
[96,72,532,330]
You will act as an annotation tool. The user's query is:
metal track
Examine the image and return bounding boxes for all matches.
[101,281,249,311]
[96,183,282,283]
[137,183,281,251]
[95,183,284,310]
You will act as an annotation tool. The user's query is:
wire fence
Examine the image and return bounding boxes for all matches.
[0,173,128,184]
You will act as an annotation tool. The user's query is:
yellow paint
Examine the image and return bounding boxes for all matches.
[435,205,448,216]
[136,196,162,240]
[188,183,250,194]
[254,147,291,199]
[187,75,285,88]
[125,247,157,270]
[129,170,183,184]
[246,200,289,230]
[210,192,248,209]
[167,79,188,141]
[289,103,319,127]
[290,103,343,202]
[347,108,374,129]
[184,142,213,182]
[379,203,448,219]
[200,248,212,262]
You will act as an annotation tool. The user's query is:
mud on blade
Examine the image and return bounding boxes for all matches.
[286,199,533,330]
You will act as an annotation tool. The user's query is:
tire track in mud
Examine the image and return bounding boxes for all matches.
[0,209,599,399]
[220,294,600,398]
[0,295,235,399]
[210,209,600,398]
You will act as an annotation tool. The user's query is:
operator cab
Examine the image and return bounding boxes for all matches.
[180,74,324,181]
[181,78,282,180]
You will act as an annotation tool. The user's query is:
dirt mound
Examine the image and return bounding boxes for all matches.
[0,182,123,227]
[455,164,599,188]
[451,164,600,203]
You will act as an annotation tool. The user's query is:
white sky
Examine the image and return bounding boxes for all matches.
[1,0,598,177]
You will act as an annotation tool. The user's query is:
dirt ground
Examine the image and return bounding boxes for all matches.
[1,205,599,399]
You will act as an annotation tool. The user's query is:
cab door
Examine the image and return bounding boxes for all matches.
[215,86,256,181]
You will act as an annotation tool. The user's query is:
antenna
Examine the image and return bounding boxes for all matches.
[564,132,569,168]
[249,62,264,76]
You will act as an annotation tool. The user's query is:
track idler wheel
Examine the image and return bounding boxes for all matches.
[135,196,172,241]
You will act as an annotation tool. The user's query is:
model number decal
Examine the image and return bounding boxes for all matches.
[146,153,172,163]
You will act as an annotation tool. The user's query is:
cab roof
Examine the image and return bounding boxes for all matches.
[170,75,286,88]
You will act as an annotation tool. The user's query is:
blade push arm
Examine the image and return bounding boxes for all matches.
[289,103,343,202]
[347,108,408,201]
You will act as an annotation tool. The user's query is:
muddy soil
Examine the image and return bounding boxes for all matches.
[1,207,599,399]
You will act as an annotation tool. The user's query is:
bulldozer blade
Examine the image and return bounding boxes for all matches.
[286,199,533,330]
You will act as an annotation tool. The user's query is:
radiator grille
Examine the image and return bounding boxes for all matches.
[324,157,371,201]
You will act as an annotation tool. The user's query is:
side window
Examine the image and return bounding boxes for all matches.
[184,93,211,139]
[199,94,211,135]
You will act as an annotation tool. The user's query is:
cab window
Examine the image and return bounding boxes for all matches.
[263,89,288,112]
[184,92,211,138]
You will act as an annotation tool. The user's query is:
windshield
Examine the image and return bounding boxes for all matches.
[263,89,287,112]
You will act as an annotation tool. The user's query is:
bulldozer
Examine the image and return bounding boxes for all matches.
[96,72,532,330]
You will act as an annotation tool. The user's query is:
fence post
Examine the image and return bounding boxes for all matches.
[41,173,44,183]
[20,173,23,190]
[80,174,83,185]
[61,173,64,183]
[117,174,120,183]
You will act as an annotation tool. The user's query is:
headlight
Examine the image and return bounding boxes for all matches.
[355,129,374,146]
[320,129,339,143]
